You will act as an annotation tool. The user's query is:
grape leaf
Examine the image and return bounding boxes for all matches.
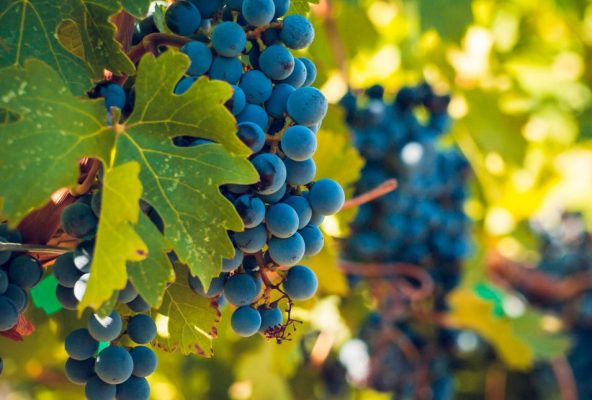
[417,0,473,42]
[79,162,148,311]
[151,263,220,357]
[289,0,320,14]
[127,213,175,308]
[115,50,258,287]
[0,0,135,94]
[0,59,114,223]
[306,234,348,295]
[119,0,151,17]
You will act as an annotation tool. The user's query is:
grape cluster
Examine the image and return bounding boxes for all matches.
[64,311,157,400]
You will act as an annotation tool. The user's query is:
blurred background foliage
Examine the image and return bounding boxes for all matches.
[4,0,592,399]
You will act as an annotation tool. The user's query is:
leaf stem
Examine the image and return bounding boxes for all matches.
[342,179,397,210]
[0,243,73,254]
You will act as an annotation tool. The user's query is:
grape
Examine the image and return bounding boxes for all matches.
[181,41,213,76]
[127,314,157,344]
[223,247,244,272]
[266,203,299,238]
[132,15,158,46]
[91,190,101,216]
[85,375,116,400]
[234,194,266,228]
[258,306,283,332]
[4,284,26,312]
[239,70,273,104]
[118,281,138,304]
[74,240,94,272]
[225,0,244,10]
[284,195,312,229]
[233,224,268,253]
[282,265,318,300]
[53,252,82,288]
[88,311,123,342]
[308,178,345,216]
[242,0,275,26]
[165,0,202,36]
[223,274,260,306]
[287,87,328,125]
[237,122,266,153]
[278,58,306,88]
[280,15,315,49]
[0,236,11,266]
[127,295,151,313]
[0,296,18,331]
[65,357,96,385]
[188,273,226,298]
[129,346,158,378]
[210,56,244,84]
[7,255,42,290]
[228,85,246,115]
[237,104,269,130]
[284,158,316,185]
[299,57,317,86]
[100,83,126,112]
[273,0,290,18]
[265,83,295,118]
[190,0,224,18]
[212,22,247,57]
[0,270,7,294]
[65,328,99,360]
[74,273,90,301]
[0,224,21,243]
[95,346,134,384]
[281,125,317,161]
[268,233,305,266]
[60,202,98,238]
[259,45,295,81]
[231,306,262,336]
[116,376,150,400]
[174,76,197,95]
[56,284,80,310]
[300,225,324,256]
[252,153,287,195]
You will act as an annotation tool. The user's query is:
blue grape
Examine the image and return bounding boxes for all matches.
[258,306,283,332]
[252,153,287,195]
[259,45,295,80]
[281,125,317,161]
[284,195,312,229]
[56,284,79,310]
[166,0,201,36]
[65,328,99,360]
[0,224,21,243]
[266,203,299,238]
[300,57,317,86]
[265,83,295,118]
[4,284,26,312]
[0,270,7,294]
[280,15,315,49]
[0,236,11,266]
[284,158,316,185]
[242,0,275,26]
[273,0,290,17]
[127,295,151,313]
[231,306,262,336]
[237,122,265,153]
[299,224,324,256]
[95,346,134,384]
[116,376,150,400]
[85,375,116,400]
[61,202,98,238]
[234,194,266,228]
[0,296,18,331]
[74,240,94,272]
[174,76,197,95]
[65,357,95,385]
[233,224,268,253]
[132,15,158,46]
[223,247,244,272]
[223,274,260,306]
[308,178,345,216]
[268,233,305,266]
[118,281,138,304]
[129,346,158,378]
[283,265,318,300]
[8,255,42,289]
[212,22,246,57]
[53,253,81,288]
[279,58,306,88]
[88,311,122,342]
[127,314,157,344]
[74,273,90,301]
[190,0,224,18]
[225,0,244,10]
[181,41,213,76]
[287,87,328,125]
[188,273,226,298]
[237,104,269,130]
[239,70,273,104]
[210,56,244,84]
[259,184,287,203]
[100,83,126,111]
[228,85,246,115]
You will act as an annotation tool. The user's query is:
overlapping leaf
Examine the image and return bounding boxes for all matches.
[120,0,150,17]
[289,0,320,14]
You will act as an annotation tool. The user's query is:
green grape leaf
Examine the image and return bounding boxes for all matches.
[151,263,220,357]
[80,162,147,311]
[0,0,135,94]
[127,213,175,308]
[289,0,320,14]
[119,0,151,17]
[115,50,258,286]
[0,59,114,223]
[418,0,473,42]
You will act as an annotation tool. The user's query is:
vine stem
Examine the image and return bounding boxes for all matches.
[551,357,578,400]
[0,242,73,255]
[72,159,100,195]
[246,21,283,40]
[342,179,398,210]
